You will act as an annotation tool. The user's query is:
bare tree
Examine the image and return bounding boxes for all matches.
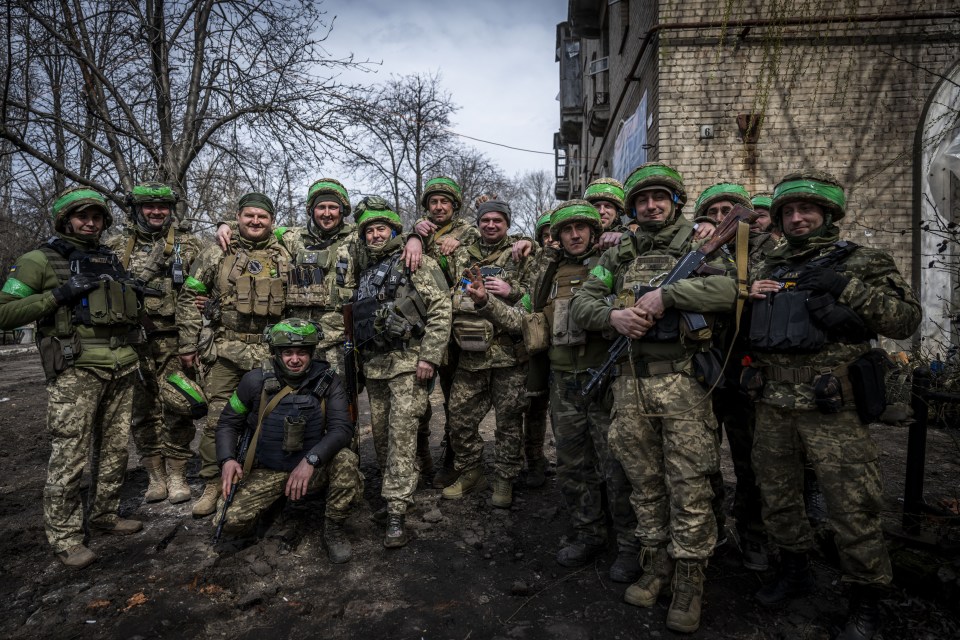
[506,170,559,237]
[0,0,365,224]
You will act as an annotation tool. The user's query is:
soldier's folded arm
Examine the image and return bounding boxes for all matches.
[0,252,60,330]
[411,258,453,366]
[477,291,525,335]
[660,276,738,314]
[569,254,618,332]
[835,252,922,339]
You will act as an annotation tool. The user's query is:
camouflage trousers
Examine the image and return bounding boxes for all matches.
[711,384,765,537]
[213,448,363,535]
[418,341,459,445]
[753,403,892,586]
[551,371,637,549]
[447,365,528,481]
[131,332,197,461]
[609,371,720,560]
[44,364,136,553]
[367,372,430,514]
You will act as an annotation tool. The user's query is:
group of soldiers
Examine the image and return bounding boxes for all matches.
[0,163,920,640]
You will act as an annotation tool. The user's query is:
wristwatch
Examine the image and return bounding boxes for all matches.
[306,453,320,467]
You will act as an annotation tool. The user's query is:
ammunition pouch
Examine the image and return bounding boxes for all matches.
[549,297,586,347]
[812,372,844,414]
[849,349,890,424]
[38,334,82,382]
[234,274,284,317]
[282,415,306,453]
[76,279,140,326]
[452,293,494,352]
[748,290,826,352]
[521,312,550,354]
[692,348,725,390]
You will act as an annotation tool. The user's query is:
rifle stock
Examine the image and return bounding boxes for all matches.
[581,206,757,397]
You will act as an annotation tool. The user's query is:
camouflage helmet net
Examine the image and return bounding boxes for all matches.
[623,162,687,212]
[51,186,114,231]
[266,318,322,351]
[355,196,403,234]
[420,176,463,211]
[161,372,208,419]
[583,178,625,211]
[771,170,846,222]
[693,183,753,219]
[549,199,603,238]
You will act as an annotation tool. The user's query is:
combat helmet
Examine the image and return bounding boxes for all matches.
[306,178,351,220]
[535,210,552,244]
[266,318,323,380]
[623,162,687,217]
[549,199,602,239]
[162,372,208,419]
[751,192,773,211]
[126,182,179,233]
[420,176,463,211]
[583,178,625,212]
[771,171,846,223]
[51,186,113,232]
[693,183,752,220]
[355,196,403,236]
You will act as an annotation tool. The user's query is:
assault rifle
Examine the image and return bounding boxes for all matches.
[581,205,757,397]
[341,302,360,425]
[213,426,254,543]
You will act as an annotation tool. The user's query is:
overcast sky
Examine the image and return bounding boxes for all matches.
[320,0,567,180]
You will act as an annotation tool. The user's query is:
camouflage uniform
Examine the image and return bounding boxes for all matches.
[351,236,452,515]
[178,233,291,482]
[570,213,737,561]
[480,240,637,552]
[106,223,203,461]
[1,226,140,554]
[213,360,360,533]
[447,234,534,483]
[750,228,920,586]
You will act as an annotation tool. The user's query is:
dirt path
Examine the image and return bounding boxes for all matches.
[0,349,957,639]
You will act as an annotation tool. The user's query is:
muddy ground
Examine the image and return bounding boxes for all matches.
[1,347,958,640]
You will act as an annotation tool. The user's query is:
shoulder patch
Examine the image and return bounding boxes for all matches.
[589,264,615,290]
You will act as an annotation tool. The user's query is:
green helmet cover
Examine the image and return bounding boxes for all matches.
[129,182,177,205]
[356,196,403,235]
[693,183,752,219]
[306,178,351,216]
[51,186,113,231]
[549,199,602,238]
[535,211,552,232]
[771,171,846,223]
[267,318,322,349]
[623,162,687,212]
[583,178,625,210]
[751,192,773,210]
[420,176,463,211]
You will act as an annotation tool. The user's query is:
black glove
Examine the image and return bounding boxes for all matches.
[51,274,99,305]
[795,267,849,298]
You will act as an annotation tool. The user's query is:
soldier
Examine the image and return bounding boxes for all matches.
[747,171,920,640]
[535,210,559,249]
[570,163,738,633]
[105,182,203,505]
[692,182,773,568]
[214,318,361,562]
[441,199,534,509]
[408,177,478,487]
[351,197,451,547]
[215,179,359,375]
[0,186,144,568]
[750,192,778,238]
[178,192,292,517]
[468,200,640,582]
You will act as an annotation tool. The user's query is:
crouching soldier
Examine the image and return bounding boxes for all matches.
[214,318,362,564]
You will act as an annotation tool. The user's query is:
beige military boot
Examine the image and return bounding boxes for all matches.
[92,518,144,535]
[57,544,97,570]
[441,467,487,499]
[666,559,706,633]
[165,458,192,504]
[192,480,221,517]
[141,455,168,503]
[488,476,513,509]
[624,545,674,607]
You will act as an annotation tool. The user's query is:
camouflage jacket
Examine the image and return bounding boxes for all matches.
[570,215,737,367]
[750,226,921,410]
[414,215,481,278]
[105,224,204,333]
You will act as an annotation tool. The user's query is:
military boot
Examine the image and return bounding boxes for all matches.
[56,544,97,570]
[441,467,487,500]
[755,549,816,606]
[92,518,144,535]
[525,457,547,488]
[192,480,221,517]
[609,543,642,583]
[324,517,352,564]
[142,455,168,503]
[836,585,884,640]
[432,435,458,489]
[165,458,192,504]
[489,476,513,508]
[557,539,606,568]
[666,559,706,633]
[383,514,409,548]
[624,545,674,607]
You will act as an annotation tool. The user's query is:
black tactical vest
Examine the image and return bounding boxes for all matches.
[255,365,334,472]
[353,252,410,353]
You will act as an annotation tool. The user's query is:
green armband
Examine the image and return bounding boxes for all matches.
[228,391,249,415]
[1,277,36,299]
[184,276,208,294]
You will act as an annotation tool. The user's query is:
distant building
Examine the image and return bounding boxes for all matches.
[554,0,960,348]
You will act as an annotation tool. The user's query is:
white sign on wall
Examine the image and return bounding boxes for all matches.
[613,91,648,182]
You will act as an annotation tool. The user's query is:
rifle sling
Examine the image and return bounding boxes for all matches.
[243,384,296,477]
